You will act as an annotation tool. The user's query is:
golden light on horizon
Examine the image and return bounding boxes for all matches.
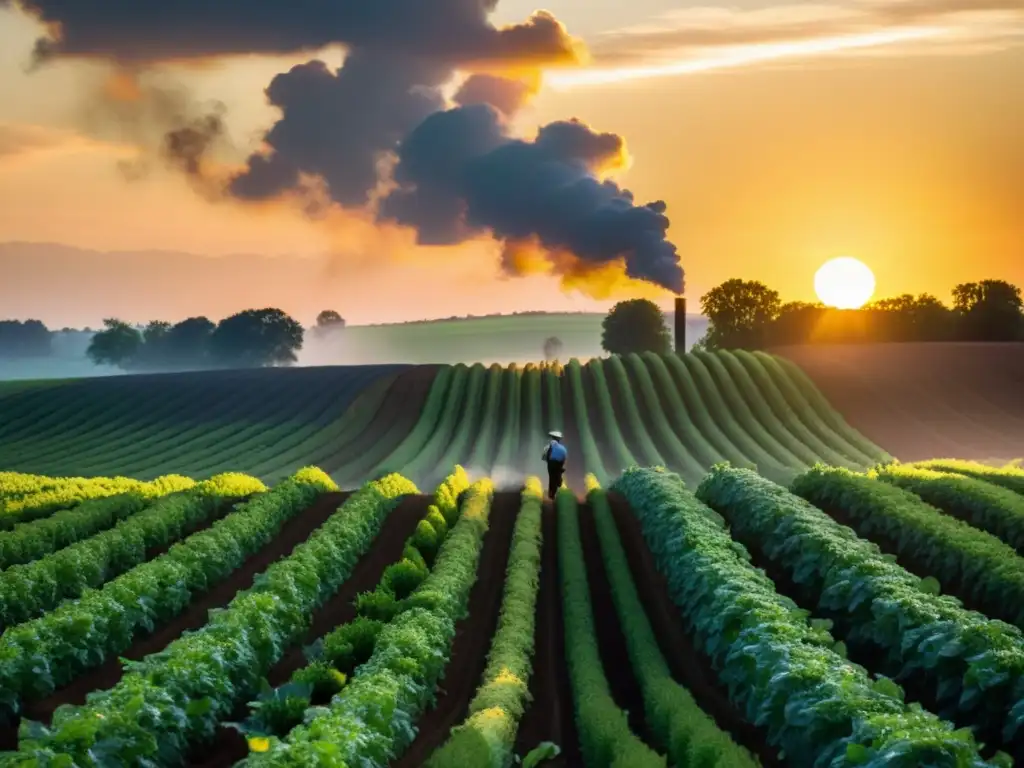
[815,257,876,309]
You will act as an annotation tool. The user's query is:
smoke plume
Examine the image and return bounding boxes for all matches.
[6,0,685,295]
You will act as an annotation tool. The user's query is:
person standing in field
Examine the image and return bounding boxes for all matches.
[542,430,568,499]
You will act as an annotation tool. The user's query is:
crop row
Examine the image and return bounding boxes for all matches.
[12,470,418,764]
[612,466,994,765]
[425,477,545,767]
[587,480,756,767]
[792,465,1024,631]
[238,466,471,740]
[698,464,1024,755]
[244,479,495,765]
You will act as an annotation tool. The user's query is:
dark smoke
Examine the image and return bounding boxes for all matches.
[380,105,684,293]
[230,51,447,207]
[7,0,579,66]
[5,0,686,293]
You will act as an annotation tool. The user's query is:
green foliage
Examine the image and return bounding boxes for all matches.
[699,464,1024,754]
[425,508,448,538]
[911,458,1024,496]
[792,464,1024,630]
[86,318,142,366]
[290,661,347,702]
[876,463,1024,551]
[383,558,430,600]
[210,308,305,367]
[0,474,158,530]
[699,279,781,350]
[952,279,1024,341]
[427,476,545,768]
[247,681,314,737]
[15,471,418,764]
[411,518,441,565]
[601,299,671,355]
[0,474,197,570]
[587,481,757,767]
[611,466,992,766]
[354,586,402,622]
[557,487,666,767]
[243,480,495,766]
[322,617,386,676]
[0,474,257,626]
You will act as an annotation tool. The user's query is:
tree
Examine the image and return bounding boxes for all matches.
[316,310,345,329]
[952,280,1023,341]
[209,308,304,367]
[867,293,953,341]
[700,279,781,350]
[601,299,671,355]
[162,316,216,365]
[0,319,52,358]
[87,319,142,366]
[543,336,563,361]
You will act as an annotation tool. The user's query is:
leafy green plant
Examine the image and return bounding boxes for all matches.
[427,477,545,768]
[14,470,418,765]
[612,466,992,767]
[242,479,495,766]
[699,464,1024,756]
[383,558,429,600]
[557,487,665,767]
[290,662,347,702]
[411,518,441,565]
[588,478,757,767]
[322,617,386,676]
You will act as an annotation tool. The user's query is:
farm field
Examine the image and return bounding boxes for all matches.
[0,350,890,489]
[2,343,1023,766]
[2,459,1024,766]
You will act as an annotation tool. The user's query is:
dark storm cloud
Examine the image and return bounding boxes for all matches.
[229,51,448,207]
[379,104,685,293]
[6,0,580,66]
[453,74,535,117]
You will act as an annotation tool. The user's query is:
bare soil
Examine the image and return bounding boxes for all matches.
[775,343,1024,461]
[391,491,520,767]
[514,500,580,767]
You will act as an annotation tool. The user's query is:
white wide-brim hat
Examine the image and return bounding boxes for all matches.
[548,430,563,439]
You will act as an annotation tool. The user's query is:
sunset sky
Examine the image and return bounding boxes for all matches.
[0,0,1021,328]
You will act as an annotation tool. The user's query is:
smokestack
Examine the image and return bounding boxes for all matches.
[674,297,686,353]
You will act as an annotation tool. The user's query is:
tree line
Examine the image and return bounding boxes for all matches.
[82,309,347,371]
[697,278,1024,350]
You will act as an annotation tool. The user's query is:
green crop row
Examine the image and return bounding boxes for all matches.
[243,479,495,766]
[611,466,994,766]
[877,464,1024,551]
[911,459,1024,496]
[558,487,665,767]
[791,465,1024,631]
[698,464,1022,755]
[13,470,416,765]
[238,466,472,739]
[0,475,196,571]
[0,475,262,627]
[0,470,313,721]
[426,477,545,768]
[0,474,189,531]
[587,479,757,767]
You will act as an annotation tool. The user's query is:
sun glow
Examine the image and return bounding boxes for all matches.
[814,257,876,309]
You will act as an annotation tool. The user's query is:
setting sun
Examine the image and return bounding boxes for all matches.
[814,257,876,309]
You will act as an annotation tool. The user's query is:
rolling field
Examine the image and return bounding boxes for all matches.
[1,345,1023,766]
[0,350,889,489]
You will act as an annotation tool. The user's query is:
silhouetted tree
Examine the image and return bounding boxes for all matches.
[87,319,143,366]
[601,299,671,355]
[952,280,1023,341]
[543,336,563,361]
[700,279,781,350]
[867,293,954,341]
[0,319,52,357]
[209,308,304,367]
[316,310,345,328]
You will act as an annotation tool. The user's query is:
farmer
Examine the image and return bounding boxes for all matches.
[542,430,568,499]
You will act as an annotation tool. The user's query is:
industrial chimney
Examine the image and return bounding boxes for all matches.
[674,297,686,353]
